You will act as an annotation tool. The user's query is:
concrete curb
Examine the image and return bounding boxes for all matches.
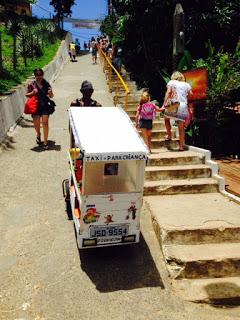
[187,145,240,204]
[0,32,72,144]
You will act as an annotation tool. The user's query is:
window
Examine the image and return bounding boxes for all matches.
[104,163,118,176]
[83,160,145,195]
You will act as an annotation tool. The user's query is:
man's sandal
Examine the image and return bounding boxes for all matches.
[36,136,41,145]
[43,143,49,150]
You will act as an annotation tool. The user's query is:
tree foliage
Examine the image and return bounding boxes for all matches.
[101,0,240,100]
[50,0,75,29]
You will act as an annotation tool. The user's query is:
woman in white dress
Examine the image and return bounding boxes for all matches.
[162,71,193,151]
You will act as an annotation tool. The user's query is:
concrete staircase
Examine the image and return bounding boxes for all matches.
[102,66,240,305]
[108,72,220,196]
[148,193,240,304]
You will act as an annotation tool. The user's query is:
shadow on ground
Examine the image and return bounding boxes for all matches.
[204,282,240,308]
[0,136,16,152]
[78,233,164,292]
[31,140,61,152]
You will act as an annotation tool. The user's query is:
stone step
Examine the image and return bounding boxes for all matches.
[139,129,176,140]
[149,193,240,246]
[151,138,179,149]
[116,92,142,100]
[148,151,204,166]
[109,74,131,82]
[114,95,141,104]
[144,178,219,195]
[113,86,137,94]
[145,164,212,181]
[109,73,130,80]
[172,277,240,303]
[125,102,142,109]
[108,80,137,89]
[111,85,137,91]
[164,243,240,279]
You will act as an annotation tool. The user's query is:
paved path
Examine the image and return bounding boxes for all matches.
[0,54,239,320]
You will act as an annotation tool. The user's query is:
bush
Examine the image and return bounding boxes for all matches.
[192,40,240,155]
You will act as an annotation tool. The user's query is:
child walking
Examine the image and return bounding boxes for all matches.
[136,92,164,152]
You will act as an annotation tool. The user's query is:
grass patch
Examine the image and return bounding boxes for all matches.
[0,25,61,95]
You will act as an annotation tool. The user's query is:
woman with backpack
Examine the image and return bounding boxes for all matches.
[136,92,164,152]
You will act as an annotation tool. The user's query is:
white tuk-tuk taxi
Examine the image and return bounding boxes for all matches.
[63,107,148,249]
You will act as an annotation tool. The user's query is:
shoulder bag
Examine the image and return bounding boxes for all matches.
[165,85,180,113]
[47,98,56,114]
[24,82,39,114]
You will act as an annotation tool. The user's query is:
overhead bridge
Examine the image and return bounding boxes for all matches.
[63,18,101,28]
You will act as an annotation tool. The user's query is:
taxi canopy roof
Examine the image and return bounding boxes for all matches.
[69,107,149,161]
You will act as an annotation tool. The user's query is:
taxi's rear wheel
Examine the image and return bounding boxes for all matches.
[63,179,72,220]
[66,200,72,220]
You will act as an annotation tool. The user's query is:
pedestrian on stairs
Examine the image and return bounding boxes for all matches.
[136,91,164,152]
[162,71,192,151]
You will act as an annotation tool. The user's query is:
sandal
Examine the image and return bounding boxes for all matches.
[178,148,184,152]
[43,143,49,150]
[165,136,172,141]
[36,136,41,145]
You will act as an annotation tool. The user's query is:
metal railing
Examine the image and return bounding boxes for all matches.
[98,46,130,110]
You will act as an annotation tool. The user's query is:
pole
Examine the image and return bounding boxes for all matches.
[173,3,185,71]
[108,0,113,15]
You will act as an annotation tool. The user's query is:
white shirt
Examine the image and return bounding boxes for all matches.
[167,80,191,106]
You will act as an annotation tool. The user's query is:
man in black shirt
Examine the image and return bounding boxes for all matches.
[70,81,102,107]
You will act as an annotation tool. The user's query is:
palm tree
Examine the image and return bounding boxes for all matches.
[7,15,22,70]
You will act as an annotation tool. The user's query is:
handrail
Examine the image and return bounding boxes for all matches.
[98,46,130,110]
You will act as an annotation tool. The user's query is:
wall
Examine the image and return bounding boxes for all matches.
[0,32,72,142]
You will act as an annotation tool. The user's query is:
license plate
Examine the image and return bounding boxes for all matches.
[90,225,129,238]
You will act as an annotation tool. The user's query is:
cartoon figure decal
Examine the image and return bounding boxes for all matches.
[104,214,114,225]
[127,203,137,220]
[83,207,100,224]
[109,195,114,202]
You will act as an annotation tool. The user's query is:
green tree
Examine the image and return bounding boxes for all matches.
[6,12,23,70]
[50,0,75,29]
[102,0,239,99]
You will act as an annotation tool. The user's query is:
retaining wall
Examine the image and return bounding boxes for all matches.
[0,32,72,142]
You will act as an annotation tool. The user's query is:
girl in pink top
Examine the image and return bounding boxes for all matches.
[136,92,164,152]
